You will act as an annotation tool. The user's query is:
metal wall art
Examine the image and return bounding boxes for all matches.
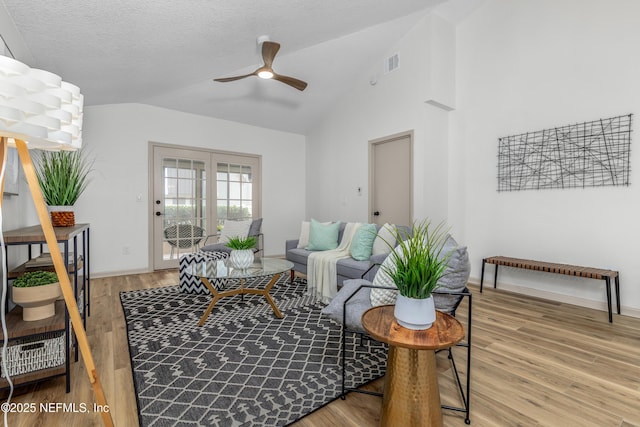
[497,114,632,191]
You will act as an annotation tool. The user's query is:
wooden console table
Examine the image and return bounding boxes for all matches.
[362,305,464,427]
[1,223,90,392]
[480,256,620,322]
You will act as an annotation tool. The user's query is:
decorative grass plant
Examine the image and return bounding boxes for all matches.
[382,220,452,299]
[34,150,93,206]
[225,235,257,250]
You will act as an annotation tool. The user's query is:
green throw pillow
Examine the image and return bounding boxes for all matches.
[306,219,341,251]
[350,224,377,260]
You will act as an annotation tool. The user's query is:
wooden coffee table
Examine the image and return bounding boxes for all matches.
[184,257,293,326]
[361,305,464,427]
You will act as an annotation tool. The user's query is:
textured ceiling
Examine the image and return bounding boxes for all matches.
[2,0,483,134]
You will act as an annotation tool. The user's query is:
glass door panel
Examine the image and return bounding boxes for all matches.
[215,161,256,232]
[153,147,210,269]
[162,158,206,260]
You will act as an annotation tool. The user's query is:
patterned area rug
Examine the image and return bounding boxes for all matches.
[120,276,387,426]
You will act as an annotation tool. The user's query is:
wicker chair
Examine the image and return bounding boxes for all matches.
[164,224,206,258]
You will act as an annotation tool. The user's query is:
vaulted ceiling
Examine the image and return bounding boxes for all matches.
[1,0,483,134]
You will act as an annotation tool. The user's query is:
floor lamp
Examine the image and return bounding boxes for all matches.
[0,56,113,426]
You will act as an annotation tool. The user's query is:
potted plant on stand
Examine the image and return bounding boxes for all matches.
[382,220,453,330]
[226,235,257,270]
[34,149,92,227]
[12,271,61,321]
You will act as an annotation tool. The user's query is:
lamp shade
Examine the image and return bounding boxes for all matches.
[0,55,83,150]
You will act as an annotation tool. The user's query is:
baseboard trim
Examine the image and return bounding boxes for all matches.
[92,268,153,279]
[468,277,640,319]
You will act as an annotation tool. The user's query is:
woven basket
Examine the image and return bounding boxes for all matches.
[50,210,75,227]
[0,331,65,377]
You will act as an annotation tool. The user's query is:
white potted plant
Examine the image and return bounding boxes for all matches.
[12,271,61,321]
[226,235,257,270]
[382,220,452,330]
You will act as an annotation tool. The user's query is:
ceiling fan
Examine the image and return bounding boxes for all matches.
[214,38,308,91]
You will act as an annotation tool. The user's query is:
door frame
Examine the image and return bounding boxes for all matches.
[368,130,414,225]
[148,141,262,270]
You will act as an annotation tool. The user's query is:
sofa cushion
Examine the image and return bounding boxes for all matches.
[200,243,232,254]
[336,257,372,280]
[297,220,332,249]
[350,223,377,261]
[369,247,399,306]
[286,247,313,266]
[432,240,470,314]
[307,219,341,251]
[296,221,312,248]
[371,223,396,255]
[321,279,372,333]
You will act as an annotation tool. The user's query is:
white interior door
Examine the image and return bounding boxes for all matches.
[369,132,413,226]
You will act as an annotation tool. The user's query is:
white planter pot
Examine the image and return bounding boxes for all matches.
[394,294,436,330]
[229,249,254,270]
[12,282,61,321]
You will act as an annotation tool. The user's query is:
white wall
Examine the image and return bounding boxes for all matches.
[451,0,640,315]
[1,168,39,271]
[77,103,305,275]
[306,13,454,226]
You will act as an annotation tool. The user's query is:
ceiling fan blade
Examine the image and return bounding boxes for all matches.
[262,41,280,68]
[213,71,256,83]
[272,73,308,91]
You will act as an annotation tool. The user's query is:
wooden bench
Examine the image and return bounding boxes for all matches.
[480,256,620,322]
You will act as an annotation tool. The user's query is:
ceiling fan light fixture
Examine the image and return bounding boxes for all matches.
[213,40,307,91]
[257,69,274,79]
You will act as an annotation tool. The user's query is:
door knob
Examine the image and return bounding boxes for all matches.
[373,211,380,216]
[155,212,162,216]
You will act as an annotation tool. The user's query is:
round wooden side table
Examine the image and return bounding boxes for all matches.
[361,305,464,427]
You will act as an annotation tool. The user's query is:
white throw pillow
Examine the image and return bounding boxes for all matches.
[371,223,396,256]
[219,219,252,244]
[370,245,399,306]
[296,221,311,248]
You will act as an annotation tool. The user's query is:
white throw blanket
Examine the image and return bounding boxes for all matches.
[308,222,361,303]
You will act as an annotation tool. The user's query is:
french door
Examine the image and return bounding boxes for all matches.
[152,144,261,270]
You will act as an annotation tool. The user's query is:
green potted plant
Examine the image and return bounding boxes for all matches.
[226,235,257,270]
[12,271,61,321]
[34,149,93,227]
[381,219,453,330]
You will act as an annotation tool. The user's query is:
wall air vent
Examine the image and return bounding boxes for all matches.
[383,53,399,74]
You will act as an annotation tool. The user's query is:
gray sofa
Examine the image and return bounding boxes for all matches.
[285,222,410,285]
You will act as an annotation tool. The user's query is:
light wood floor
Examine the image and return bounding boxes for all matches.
[3,270,640,427]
